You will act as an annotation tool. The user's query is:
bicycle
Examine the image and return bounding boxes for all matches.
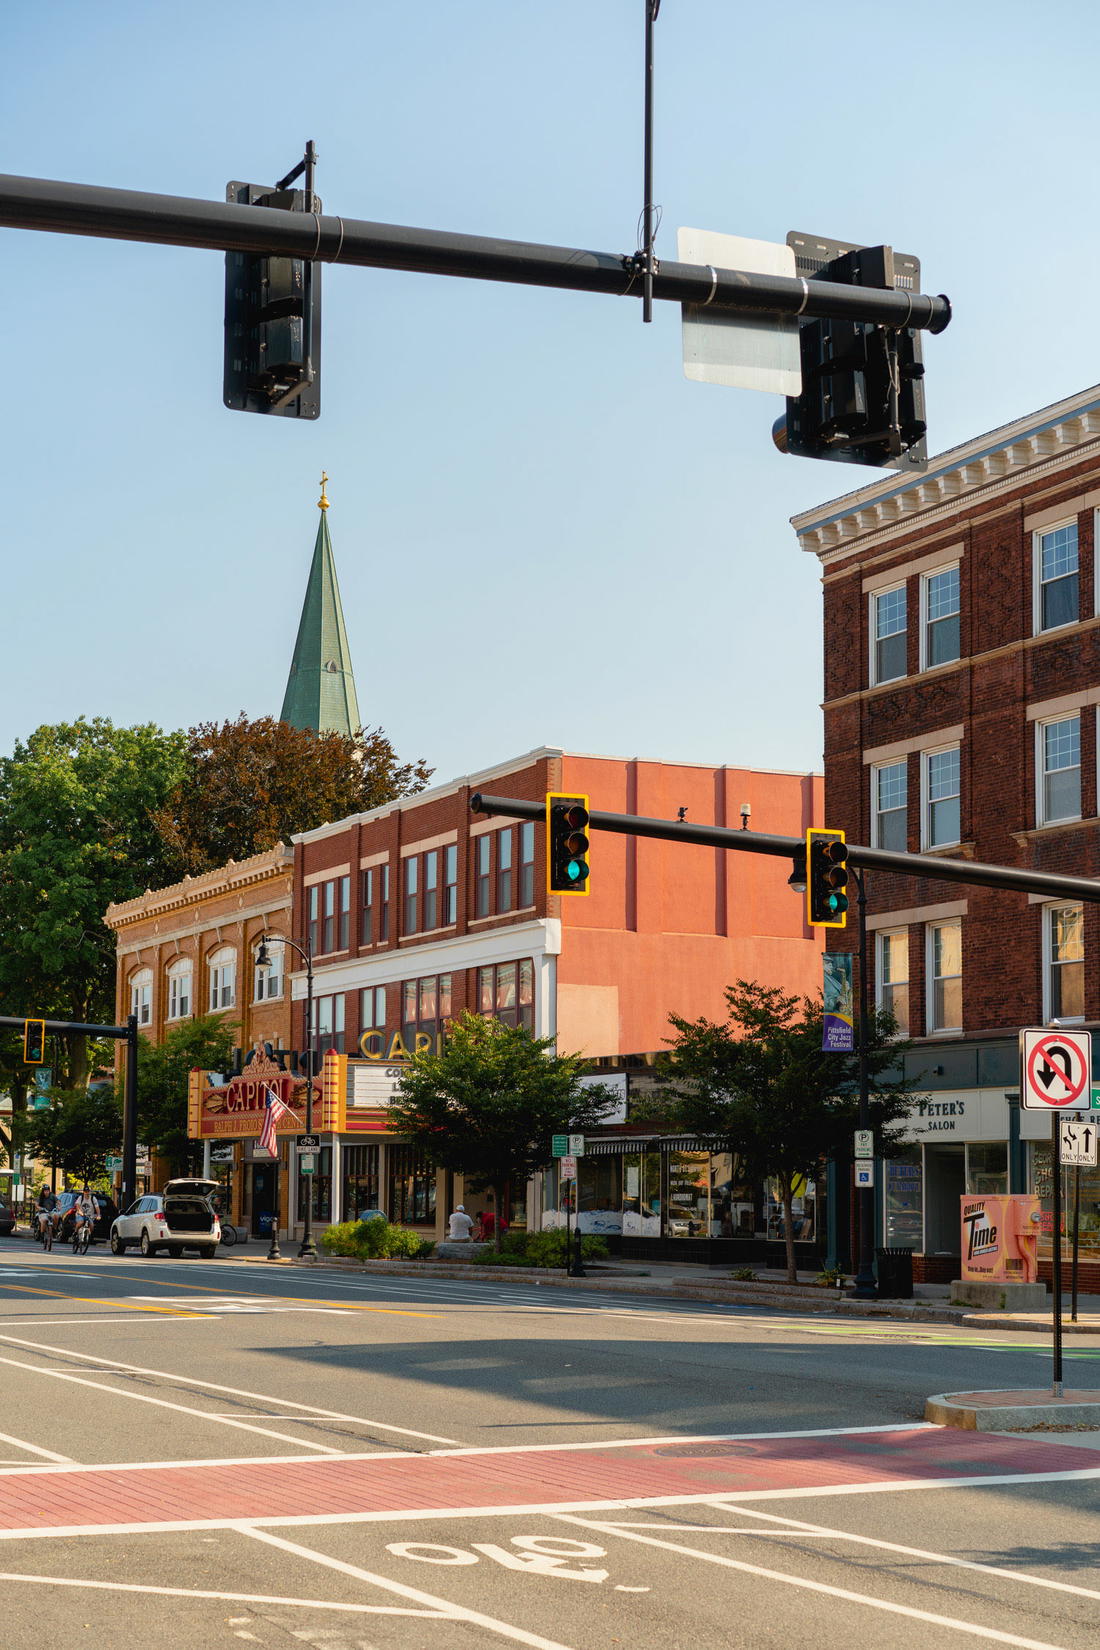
[42,1216,54,1253]
[72,1216,91,1256]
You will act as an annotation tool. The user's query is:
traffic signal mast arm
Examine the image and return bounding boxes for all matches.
[0,173,951,336]
[470,793,1100,906]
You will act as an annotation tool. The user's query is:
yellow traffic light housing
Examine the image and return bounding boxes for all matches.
[547,793,591,896]
[807,829,849,928]
[23,1018,46,1064]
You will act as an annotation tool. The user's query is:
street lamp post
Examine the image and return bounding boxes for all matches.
[257,932,317,1262]
[851,866,877,1301]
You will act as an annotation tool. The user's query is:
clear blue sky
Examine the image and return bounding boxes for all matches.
[3,1,1094,799]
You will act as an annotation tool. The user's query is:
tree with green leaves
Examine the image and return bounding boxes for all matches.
[19,1085,122,1186]
[654,980,919,1283]
[129,1014,238,1176]
[0,718,189,1108]
[388,1012,614,1247]
[151,715,433,878]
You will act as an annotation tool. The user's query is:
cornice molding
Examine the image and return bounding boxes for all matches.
[105,844,294,929]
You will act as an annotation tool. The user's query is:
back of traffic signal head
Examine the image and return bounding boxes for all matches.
[224,182,321,418]
[547,793,591,897]
[23,1018,46,1065]
[807,829,849,928]
[772,234,928,472]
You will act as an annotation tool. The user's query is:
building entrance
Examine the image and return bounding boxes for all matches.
[924,1143,966,1255]
[249,1161,278,1239]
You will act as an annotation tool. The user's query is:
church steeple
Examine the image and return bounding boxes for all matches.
[280,475,362,736]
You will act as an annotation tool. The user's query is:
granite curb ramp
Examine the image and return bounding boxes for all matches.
[927,1388,1100,1430]
[2,1428,1099,1536]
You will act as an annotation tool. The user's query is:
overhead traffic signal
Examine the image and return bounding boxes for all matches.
[807,829,849,928]
[547,793,591,896]
[22,1018,46,1064]
[772,232,928,472]
[224,181,321,418]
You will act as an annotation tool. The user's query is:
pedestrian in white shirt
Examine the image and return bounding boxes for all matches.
[448,1204,475,1241]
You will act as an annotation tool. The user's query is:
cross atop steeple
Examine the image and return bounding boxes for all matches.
[280,478,361,737]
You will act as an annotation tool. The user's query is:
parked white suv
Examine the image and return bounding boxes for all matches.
[110,1182,221,1258]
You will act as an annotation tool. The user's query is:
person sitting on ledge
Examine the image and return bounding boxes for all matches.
[448,1204,475,1241]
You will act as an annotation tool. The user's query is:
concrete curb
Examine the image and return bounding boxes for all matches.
[927,1389,1100,1430]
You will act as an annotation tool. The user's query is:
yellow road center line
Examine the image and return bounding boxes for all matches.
[0,1283,212,1317]
[0,1277,437,1318]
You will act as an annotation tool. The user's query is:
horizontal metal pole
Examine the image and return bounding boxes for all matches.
[0,1014,130,1039]
[470,794,1100,905]
[0,173,951,333]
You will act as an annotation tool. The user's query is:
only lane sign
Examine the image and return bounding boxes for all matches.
[1060,1119,1098,1166]
[1022,1028,1092,1111]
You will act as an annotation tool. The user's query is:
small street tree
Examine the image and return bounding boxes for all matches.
[388,1012,613,1247]
[655,979,918,1283]
[131,1014,237,1176]
[19,1085,122,1187]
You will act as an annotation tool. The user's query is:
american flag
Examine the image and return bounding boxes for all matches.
[258,1084,295,1158]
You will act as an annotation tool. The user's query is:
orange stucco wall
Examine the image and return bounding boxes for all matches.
[556,756,823,1056]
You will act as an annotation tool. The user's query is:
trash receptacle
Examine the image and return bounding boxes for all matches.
[875,1246,914,1299]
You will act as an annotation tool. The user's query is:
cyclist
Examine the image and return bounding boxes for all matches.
[34,1186,57,1244]
[72,1186,95,1251]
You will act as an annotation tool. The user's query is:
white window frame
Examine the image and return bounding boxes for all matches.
[129,968,153,1027]
[921,743,961,850]
[871,758,908,852]
[1033,518,1079,636]
[1035,713,1082,827]
[869,582,908,687]
[166,959,192,1022]
[253,939,284,1003]
[876,929,909,1034]
[1044,903,1085,1025]
[926,919,963,1034]
[919,562,961,672]
[208,946,236,1012]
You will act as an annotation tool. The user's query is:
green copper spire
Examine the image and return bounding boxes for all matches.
[280,475,362,736]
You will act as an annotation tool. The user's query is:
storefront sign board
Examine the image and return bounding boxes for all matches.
[578,1072,627,1125]
[960,1194,1040,1282]
[1022,1028,1092,1111]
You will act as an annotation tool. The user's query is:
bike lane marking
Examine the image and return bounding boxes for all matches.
[552,1512,1076,1650]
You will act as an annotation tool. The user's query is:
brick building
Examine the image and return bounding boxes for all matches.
[286,746,824,1258]
[793,382,1100,1283]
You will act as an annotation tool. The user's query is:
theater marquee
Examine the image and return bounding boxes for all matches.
[187,1047,402,1141]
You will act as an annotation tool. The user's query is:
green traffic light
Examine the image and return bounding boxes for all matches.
[566,860,582,882]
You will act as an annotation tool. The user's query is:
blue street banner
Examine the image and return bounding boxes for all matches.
[822,953,854,1052]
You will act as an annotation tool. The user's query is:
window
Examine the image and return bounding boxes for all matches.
[519,822,535,907]
[254,939,283,1002]
[872,760,907,852]
[1046,904,1084,1022]
[296,1145,332,1223]
[423,850,439,931]
[361,985,386,1036]
[343,1143,380,1222]
[871,584,907,684]
[314,993,345,1056]
[322,879,336,953]
[361,867,375,946]
[923,745,960,848]
[474,835,491,918]
[927,920,962,1032]
[400,973,452,1050]
[477,959,534,1031]
[1036,521,1079,632]
[1037,714,1081,825]
[166,960,191,1021]
[379,863,390,942]
[130,968,152,1027]
[338,875,350,950]
[388,1145,436,1226]
[922,564,960,668]
[208,947,236,1011]
[876,930,909,1034]
[497,829,513,912]
[308,886,320,955]
[404,855,419,934]
[444,844,458,924]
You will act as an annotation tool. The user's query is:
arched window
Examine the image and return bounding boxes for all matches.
[254,939,284,1002]
[129,967,153,1027]
[166,956,193,1021]
[208,946,236,1011]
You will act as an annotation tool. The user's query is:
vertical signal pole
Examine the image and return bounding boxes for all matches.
[852,867,876,1301]
[123,1013,139,1209]
[642,0,659,322]
[1052,1112,1063,1397]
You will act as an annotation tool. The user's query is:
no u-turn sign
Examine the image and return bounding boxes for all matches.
[1021,1028,1093,1111]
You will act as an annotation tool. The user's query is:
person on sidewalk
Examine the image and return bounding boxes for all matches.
[448,1204,475,1241]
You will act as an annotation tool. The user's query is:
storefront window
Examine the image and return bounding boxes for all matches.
[621,1152,661,1235]
[576,1156,622,1234]
[343,1143,380,1221]
[966,1142,1007,1196]
[885,1151,923,1246]
[710,1152,757,1237]
[1033,1142,1100,1266]
[667,1150,710,1237]
[388,1145,436,1226]
[296,1146,332,1223]
[763,1177,818,1242]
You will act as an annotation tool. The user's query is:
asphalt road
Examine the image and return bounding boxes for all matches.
[0,1232,1098,1649]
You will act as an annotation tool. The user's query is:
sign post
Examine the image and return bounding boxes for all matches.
[1021,1028,1092,1397]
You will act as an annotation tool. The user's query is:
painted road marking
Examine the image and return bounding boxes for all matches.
[0,1282,213,1317]
[0,1332,463,1447]
[0,1428,72,1464]
[387,1534,616,1584]
[127,1295,353,1315]
[555,1513,1077,1650]
[0,1570,441,1615]
[240,1525,580,1650]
